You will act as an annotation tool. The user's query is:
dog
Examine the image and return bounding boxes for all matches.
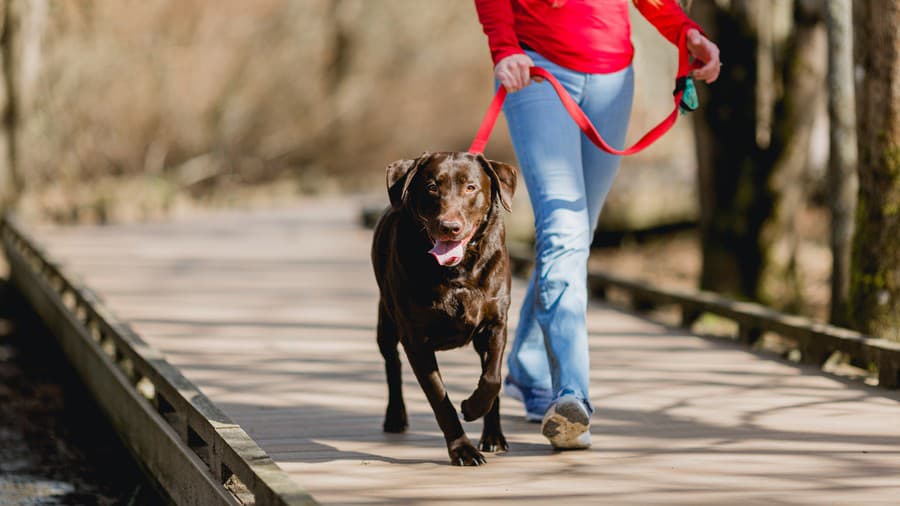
[371,151,517,466]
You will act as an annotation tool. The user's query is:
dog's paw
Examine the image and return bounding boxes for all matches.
[448,442,487,466]
[460,398,488,422]
[382,417,408,433]
[478,432,509,453]
[382,405,408,433]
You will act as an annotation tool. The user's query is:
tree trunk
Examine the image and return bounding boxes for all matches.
[850,0,900,341]
[761,1,825,313]
[691,0,823,303]
[691,0,771,299]
[824,0,857,326]
[0,0,18,211]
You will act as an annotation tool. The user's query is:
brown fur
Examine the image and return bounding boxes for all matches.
[371,151,517,466]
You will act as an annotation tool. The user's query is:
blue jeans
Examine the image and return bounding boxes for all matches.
[503,51,634,414]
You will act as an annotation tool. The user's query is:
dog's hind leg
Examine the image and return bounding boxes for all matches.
[377,302,407,433]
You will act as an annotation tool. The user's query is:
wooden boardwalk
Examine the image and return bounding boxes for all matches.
[29,197,900,505]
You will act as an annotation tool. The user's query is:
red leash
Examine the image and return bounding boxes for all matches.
[468,26,699,156]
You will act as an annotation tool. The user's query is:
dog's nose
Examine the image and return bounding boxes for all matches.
[439,220,462,236]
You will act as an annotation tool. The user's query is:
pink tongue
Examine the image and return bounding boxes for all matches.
[428,240,465,266]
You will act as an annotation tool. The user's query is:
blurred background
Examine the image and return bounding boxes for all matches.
[0,0,895,337]
[0,1,897,501]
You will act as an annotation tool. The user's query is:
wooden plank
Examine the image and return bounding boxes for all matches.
[13,198,900,505]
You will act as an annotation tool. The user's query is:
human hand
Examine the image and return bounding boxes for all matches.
[686,28,721,83]
[494,53,543,93]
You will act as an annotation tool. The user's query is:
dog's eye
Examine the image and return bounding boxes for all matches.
[465,184,478,193]
[426,182,438,193]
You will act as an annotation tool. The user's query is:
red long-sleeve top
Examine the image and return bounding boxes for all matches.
[474,0,701,73]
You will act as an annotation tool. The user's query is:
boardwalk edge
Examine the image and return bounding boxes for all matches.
[1,214,319,506]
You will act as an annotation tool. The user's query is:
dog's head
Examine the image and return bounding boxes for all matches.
[386,152,517,267]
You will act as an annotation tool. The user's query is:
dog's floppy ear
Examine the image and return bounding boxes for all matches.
[478,155,517,212]
[386,153,430,209]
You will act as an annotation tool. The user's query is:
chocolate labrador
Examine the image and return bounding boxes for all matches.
[371,151,517,466]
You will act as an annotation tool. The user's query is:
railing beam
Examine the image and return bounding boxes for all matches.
[1,214,318,506]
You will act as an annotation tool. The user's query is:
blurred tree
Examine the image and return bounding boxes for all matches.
[0,0,18,210]
[824,0,857,326]
[849,0,900,341]
[0,0,45,212]
[690,0,824,304]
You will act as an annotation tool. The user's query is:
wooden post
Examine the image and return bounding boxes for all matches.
[737,324,762,346]
[680,306,701,329]
[878,363,899,389]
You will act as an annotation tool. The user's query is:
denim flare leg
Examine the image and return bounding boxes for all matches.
[502,50,634,414]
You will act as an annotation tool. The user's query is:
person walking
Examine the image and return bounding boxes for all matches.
[474,0,721,449]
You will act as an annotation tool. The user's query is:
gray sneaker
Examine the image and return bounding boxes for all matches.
[541,396,592,450]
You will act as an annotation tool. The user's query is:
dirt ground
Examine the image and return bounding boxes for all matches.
[0,280,163,506]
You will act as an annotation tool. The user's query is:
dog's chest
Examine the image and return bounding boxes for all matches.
[420,286,486,350]
[432,285,485,322]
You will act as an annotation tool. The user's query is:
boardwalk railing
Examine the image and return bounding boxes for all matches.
[506,242,900,388]
[360,205,900,388]
[1,215,318,506]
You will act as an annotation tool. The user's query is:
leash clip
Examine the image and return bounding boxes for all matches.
[674,76,699,115]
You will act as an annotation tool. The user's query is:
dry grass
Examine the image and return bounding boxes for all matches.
[8,0,697,225]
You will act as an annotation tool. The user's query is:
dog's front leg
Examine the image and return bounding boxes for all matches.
[460,323,504,422]
[478,396,508,453]
[403,344,486,466]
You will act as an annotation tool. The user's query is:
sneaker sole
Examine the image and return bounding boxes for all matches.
[542,401,591,450]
